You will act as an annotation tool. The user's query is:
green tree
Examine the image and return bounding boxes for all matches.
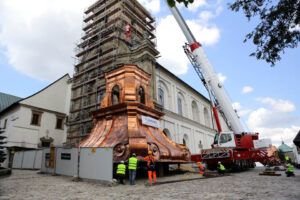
[167,0,194,7]
[229,0,300,66]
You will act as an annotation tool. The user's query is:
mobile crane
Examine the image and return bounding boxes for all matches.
[165,1,280,170]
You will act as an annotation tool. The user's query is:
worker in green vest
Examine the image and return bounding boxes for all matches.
[285,161,295,177]
[285,155,290,162]
[116,160,126,184]
[128,153,138,185]
[217,161,226,175]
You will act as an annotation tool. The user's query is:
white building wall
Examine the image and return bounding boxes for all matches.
[156,67,230,154]
[21,75,70,113]
[0,75,70,150]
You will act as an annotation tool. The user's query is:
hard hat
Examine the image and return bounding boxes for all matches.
[148,150,152,155]
[120,160,124,164]
[218,161,221,164]
[132,153,136,157]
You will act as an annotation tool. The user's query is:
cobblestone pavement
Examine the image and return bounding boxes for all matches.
[0,168,299,200]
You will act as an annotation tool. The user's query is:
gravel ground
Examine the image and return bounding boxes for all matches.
[0,167,299,200]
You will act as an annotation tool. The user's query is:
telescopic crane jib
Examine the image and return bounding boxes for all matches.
[165,1,280,169]
[165,2,244,133]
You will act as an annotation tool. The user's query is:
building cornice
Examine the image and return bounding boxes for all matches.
[20,104,67,117]
[163,109,217,136]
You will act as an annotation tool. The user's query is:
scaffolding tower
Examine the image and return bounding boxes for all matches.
[67,0,159,145]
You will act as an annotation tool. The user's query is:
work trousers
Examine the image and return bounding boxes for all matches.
[147,165,157,184]
[129,169,137,185]
[218,169,225,175]
[285,171,295,177]
[117,174,125,184]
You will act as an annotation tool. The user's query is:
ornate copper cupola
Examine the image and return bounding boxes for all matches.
[79,64,190,163]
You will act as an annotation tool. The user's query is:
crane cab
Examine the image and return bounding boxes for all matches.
[213,132,259,149]
[213,132,236,148]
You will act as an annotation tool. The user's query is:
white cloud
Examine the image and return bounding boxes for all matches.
[187,0,207,12]
[217,73,226,84]
[0,0,220,81]
[238,109,252,116]
[156,15,220,75]
[232,102,252,117]
[247,98,299,146]
[138,0,160,13]
[199,11,214,23]
[0,0,95,82]
[256,97,295,112]
[242,86,254,94]
[232,102,241,110]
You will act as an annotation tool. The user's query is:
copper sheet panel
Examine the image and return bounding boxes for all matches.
[77,65,191,163]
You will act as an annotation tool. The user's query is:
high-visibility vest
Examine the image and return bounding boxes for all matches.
[117,164,126,175]
[128,157,138,170]
[219,164,225,171]
[287,163,294,172]
[144,155,156,166]
[285,156,290,161]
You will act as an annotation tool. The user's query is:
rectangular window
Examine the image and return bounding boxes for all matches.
[61,153,71,160]
[45,153,50,159]
[31,111,42,126]
[42,141,50,147]
[56,117,64,130]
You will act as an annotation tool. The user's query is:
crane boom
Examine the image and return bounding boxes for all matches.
[166,3,244,133]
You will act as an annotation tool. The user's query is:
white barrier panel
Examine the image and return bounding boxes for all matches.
[55,148,78,177]
[41,148,55,174]
[33,150,43,169]
[21,150,36,169]
[79,147,113,182]
[12,151,24,169]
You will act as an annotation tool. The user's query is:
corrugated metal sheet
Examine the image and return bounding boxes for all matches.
[0,92,22,112]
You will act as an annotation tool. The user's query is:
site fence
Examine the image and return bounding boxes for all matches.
[12,150,42,169]
[12,147,113,182]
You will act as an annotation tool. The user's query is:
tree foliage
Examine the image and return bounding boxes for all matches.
[167,0,194,8]
[229,0,300,66]
[167,0,300,66]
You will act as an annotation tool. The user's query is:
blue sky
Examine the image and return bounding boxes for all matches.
[0,0,299,146]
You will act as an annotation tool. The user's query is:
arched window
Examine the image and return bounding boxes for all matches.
[192,101,199,122]
[112,85,120,105]
[178,97,182,116]
[163,128,171,140]
[204,107,210,127]
[138,86,145,104]
[182,134,188,146]
[158,88,164,107]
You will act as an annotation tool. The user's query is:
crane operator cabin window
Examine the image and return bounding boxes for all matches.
[220,134,232,144]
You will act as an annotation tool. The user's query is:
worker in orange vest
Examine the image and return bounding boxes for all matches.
[197,162,205,175]
[144,150,157,184]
